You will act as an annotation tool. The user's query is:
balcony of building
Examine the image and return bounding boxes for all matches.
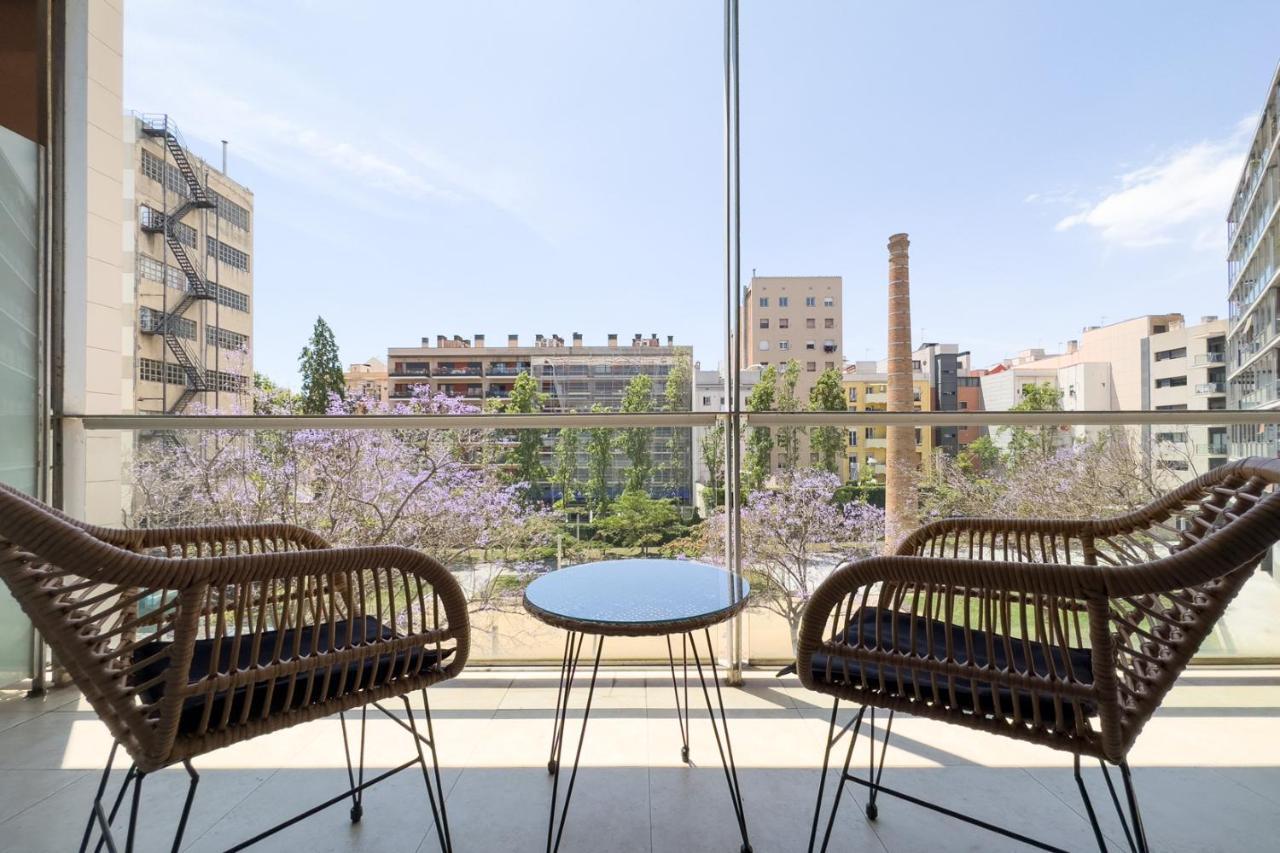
[1194,351,1227,366]
[1196,381,1228,395]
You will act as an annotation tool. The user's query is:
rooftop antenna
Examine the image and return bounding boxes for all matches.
[221,140,228,174]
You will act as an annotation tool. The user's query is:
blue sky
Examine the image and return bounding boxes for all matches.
[124,1,1280,388]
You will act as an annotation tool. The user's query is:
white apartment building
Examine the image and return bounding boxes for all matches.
[1143,317,1229,482]
[1227,64,1280,457]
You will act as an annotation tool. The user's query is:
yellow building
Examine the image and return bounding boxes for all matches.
[843,364,933,482]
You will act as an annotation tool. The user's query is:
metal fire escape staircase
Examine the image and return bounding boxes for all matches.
[138,116,217,413]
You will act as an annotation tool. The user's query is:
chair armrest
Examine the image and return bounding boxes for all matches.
[896,516,1097,558]
[126,522,331,553]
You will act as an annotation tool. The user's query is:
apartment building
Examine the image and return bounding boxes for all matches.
[345,357,389,403]
[912,342,984,456]
[126,114,254,414]
[843,362,933,482]
[741,275,843,468]
[1227,65,1280,457]
[1142,317,1229,481]
[981,314,1184,448]
[387,333,694,500]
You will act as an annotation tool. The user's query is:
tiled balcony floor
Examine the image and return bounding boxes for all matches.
[1,666,1278,852]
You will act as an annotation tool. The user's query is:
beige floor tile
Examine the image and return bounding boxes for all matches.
[0,769,89,822]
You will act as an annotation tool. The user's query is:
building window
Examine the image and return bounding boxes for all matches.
[915,428,922,445]
[170,218,197,248]
[1159,459,1190,471]
[779,318,789,329]
[805,341,815,350]
[206,236,250,271]
[806,361,816,372]
[758,297,768,307]
[1155,431,1188,444]
[759,318,769,329]
[1155,376,1187,388]
[824,361,834,369]
[208,188,250,230]
[139,307,195,340]
[758,340,769,351]
[1155,404,1188,411]
[1154,347,1187,361]
[137,254,186,290]
[848,388,857,402]
[824,317,834,329]
[139,204,194,245]
[702,395,711,406]
[805,296,816,307]
[865,427,875,439]
[140,149,191,198]
[806,318,816,329]
[778,296,788,307]
[779,341,790,351]
[207,325,249,351]
[823,296,834,307]
[211,282,250,313]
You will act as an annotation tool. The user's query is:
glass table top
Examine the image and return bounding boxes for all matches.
[522,559,750,630]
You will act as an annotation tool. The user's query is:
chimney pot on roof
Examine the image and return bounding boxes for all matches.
[421,337,430,347]
[508,334,518,346]
[667,335,674,345]
[436,335,446,347]
[608,334,618,348]
[572,332,583,346]
[474,334,485,347]
[1066,340,1078,354]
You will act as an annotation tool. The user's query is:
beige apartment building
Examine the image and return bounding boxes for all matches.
[345,357,389,403]
[741,275,843,469]
[126,115,254,414]
[1143,316,1229,482]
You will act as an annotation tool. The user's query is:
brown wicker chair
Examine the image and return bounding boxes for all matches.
[0,482,469,852]
[797,457,1280,853]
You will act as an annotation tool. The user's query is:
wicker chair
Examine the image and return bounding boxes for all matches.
[0,482,469,852]
[797,457,1280,853]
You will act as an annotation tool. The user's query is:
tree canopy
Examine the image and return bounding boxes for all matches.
[298,317,346,415]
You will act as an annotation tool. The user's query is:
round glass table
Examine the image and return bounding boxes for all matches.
[523,559,752,853]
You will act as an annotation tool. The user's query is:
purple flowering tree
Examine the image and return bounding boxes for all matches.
[706,469,885,652]
[131,386,551,612]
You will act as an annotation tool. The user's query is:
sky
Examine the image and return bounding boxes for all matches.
[123,1,1280,389]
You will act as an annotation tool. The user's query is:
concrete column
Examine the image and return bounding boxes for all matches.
[885,233,915,549]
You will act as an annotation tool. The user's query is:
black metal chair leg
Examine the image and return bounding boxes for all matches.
[170,761,200,853]
[80,742,119,853]
[93,762,138,853]
[1073,754,1109,853]
[339,704,369,823]
[1100,759,1139,852]
[864,707,893,820]
[818,706,865,853]
[404,693,452,853]
[1119,761,1151,853]
[807,699,842,853]
[421,688,454,852]
[124,770,145,853]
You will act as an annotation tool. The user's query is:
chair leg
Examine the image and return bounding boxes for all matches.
[405,690,454,853]
[339,705,369,823]
[864,707,894,821]
[1073,754,1109,853]
[79,741,119,853]
[1118,761,1151,853]
[80,742,201,853]
[814,703,866,853]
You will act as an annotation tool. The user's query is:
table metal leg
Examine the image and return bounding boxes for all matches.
[666,634,691,763]
[689,628,752,853]
[548,631,582,775]
[546,635,604,853]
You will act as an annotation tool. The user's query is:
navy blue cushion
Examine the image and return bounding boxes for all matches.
[807,608,1095,723]
[132,616,450,734]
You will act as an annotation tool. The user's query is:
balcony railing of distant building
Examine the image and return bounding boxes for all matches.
[1196,441,1231,456]
[1194,352,1227,366]
[1196,382,1227,395]
[434,366,484,377]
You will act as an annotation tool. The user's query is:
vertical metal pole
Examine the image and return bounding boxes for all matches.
[722,0,745,684]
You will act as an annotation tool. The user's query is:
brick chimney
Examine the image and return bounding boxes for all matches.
[436,334,446,348]
[508,334,519,347]
[474,334,485,347]
[572,332,583,347]
[885,233,915,550]
[608,333,618,348]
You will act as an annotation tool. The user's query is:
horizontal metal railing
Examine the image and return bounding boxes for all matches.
[72,409,1280,431]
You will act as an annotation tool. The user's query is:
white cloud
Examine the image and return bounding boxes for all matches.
[1052,120,1252,250]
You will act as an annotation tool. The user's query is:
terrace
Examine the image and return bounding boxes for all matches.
[5,2,1280,852]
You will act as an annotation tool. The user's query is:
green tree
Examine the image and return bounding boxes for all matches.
[699,420,726,511]
[808,368,846,473]
[553,426,580,509]
[663,355,693,501]
[619,374,654,493]
[1001,382,1065,461]
[500,371,548,499]
[585,403,614,513]
[594,489,683,555]
[743,365,777,491]
[774,360,804,471]
[298,317,346,415]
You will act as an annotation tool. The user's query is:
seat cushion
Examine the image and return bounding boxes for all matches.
[132,616,451,734]
[807,608,1095,724]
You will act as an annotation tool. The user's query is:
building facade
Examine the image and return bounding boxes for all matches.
[741,275,843,469]
[913,342,984,457]
[692,364,760,509]
[345,357,389,403]
[387,333,695,501]
[843,362,933,482]
[127,115,254,414]
[1227,65,1280,457]
[1142,317,1229,480]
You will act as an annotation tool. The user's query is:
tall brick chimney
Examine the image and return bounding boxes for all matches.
[885,233,915,550]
